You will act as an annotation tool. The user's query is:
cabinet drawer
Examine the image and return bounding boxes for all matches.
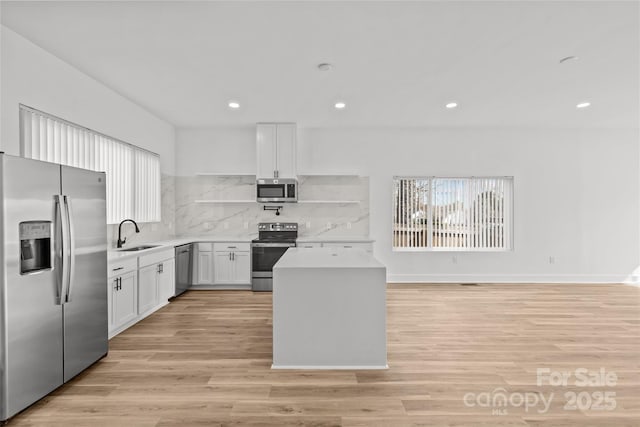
[197,243,213,252]
[323,242,373,252]
[214,242,250,252]
[298,242,321,249]
[108,258,137,278]
[139,248,174,268]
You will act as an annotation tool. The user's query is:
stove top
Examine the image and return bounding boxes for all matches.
[254,222,298,244]
[252,236,297,243]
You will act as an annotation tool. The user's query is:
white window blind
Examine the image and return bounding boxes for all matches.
[393,177,513,251]
[134,149,161,222]
[20,105,160,224]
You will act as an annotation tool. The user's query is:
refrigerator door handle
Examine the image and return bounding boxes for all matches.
[54,195,66,305]
[64,195,76,303]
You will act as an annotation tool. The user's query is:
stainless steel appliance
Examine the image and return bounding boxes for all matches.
[175,243,193,297]
[251,222,297,291]
[256,178,297,203]
[0,154,108,422]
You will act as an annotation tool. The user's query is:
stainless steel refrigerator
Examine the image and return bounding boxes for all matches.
[0,153,108,421]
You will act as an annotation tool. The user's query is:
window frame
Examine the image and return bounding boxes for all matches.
[392,176,514,252]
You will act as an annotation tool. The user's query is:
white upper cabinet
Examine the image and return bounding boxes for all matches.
[256,123,297,179]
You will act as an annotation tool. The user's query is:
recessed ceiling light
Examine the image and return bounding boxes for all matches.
[318,63,333,71]
[334,101,346,110]
[576,102,591,109]
[559,56,579,64]
[228,101,240,109]
[446,102,458,109]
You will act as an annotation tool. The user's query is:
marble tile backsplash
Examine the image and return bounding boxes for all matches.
[175,175,369,238]
[108,174,369,248]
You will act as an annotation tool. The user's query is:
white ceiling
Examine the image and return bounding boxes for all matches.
[1,1,638,128]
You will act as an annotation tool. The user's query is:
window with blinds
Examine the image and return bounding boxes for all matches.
[393,177,513,251]
[20,105,161,224]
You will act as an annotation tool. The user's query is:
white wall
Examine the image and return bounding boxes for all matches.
[176,128,255,176]
[176,126,640,284]
[0,25,176,174]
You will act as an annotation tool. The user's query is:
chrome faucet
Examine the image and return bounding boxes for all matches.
[117,219,140,248]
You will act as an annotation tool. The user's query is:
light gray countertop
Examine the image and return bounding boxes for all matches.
[295,236,374,243]
[274,247,384,269]
[108,235,254,262]
[108,235,374,262]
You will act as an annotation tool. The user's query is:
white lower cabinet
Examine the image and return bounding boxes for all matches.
[108,248,175,338]
[139,258,175,314]
[197,252,214,284]
[138,264,159,315]
[213,243,251,285]
[159,259,175,301]
[110,270,138,330]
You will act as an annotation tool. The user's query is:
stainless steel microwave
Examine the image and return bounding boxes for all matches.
[256,178,297,203]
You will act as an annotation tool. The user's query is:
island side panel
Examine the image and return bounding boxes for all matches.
[272,266,387,369]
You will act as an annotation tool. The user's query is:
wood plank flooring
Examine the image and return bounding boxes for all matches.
[8,284,640,426]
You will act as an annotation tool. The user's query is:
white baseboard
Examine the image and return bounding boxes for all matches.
[387,273,638,284]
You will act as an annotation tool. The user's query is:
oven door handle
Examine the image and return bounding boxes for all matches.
[251,243,296,248]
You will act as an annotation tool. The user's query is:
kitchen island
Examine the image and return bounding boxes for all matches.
[272,247,387,369]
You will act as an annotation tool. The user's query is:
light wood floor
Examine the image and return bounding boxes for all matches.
[9,284,640,426]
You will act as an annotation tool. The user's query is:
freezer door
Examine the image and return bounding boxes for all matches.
[61,165,108,382]
[0,155,64,421]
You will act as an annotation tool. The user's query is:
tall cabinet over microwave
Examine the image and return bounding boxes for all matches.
[256,123,297,179]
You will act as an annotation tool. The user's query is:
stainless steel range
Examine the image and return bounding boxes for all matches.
[251,222,297,292]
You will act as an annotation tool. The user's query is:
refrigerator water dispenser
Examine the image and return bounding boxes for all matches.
[19,221,51,274]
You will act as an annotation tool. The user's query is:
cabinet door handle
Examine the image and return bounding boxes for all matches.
[229,252,231,261]
[114,278,119,290]
[112,267,123,272]
[232,252,235,261]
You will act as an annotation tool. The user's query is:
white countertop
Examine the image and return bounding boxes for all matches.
[273,247,384,269]
[295,236,374,243]
[108,235,374,262]
[108,235,253,262]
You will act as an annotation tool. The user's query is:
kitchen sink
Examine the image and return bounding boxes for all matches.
[118,245,159,252]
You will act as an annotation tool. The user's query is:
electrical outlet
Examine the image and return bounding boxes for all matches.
[549,256,555,264]
[306,222,311,229]
[224,222,229,230]
[204,222,211,230]
[347,222,352,229]
[326,222,332,230]
[244,222,249,229]
[452,255,458,264]
[168,222,173,229]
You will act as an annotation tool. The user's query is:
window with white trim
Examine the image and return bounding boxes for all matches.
[393,177,513,251]
[19,105,161,224]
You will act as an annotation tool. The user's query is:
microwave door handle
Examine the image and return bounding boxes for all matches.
[64,196,76,303]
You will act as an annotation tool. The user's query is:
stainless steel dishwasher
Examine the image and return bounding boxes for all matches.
[175,244,193,297]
